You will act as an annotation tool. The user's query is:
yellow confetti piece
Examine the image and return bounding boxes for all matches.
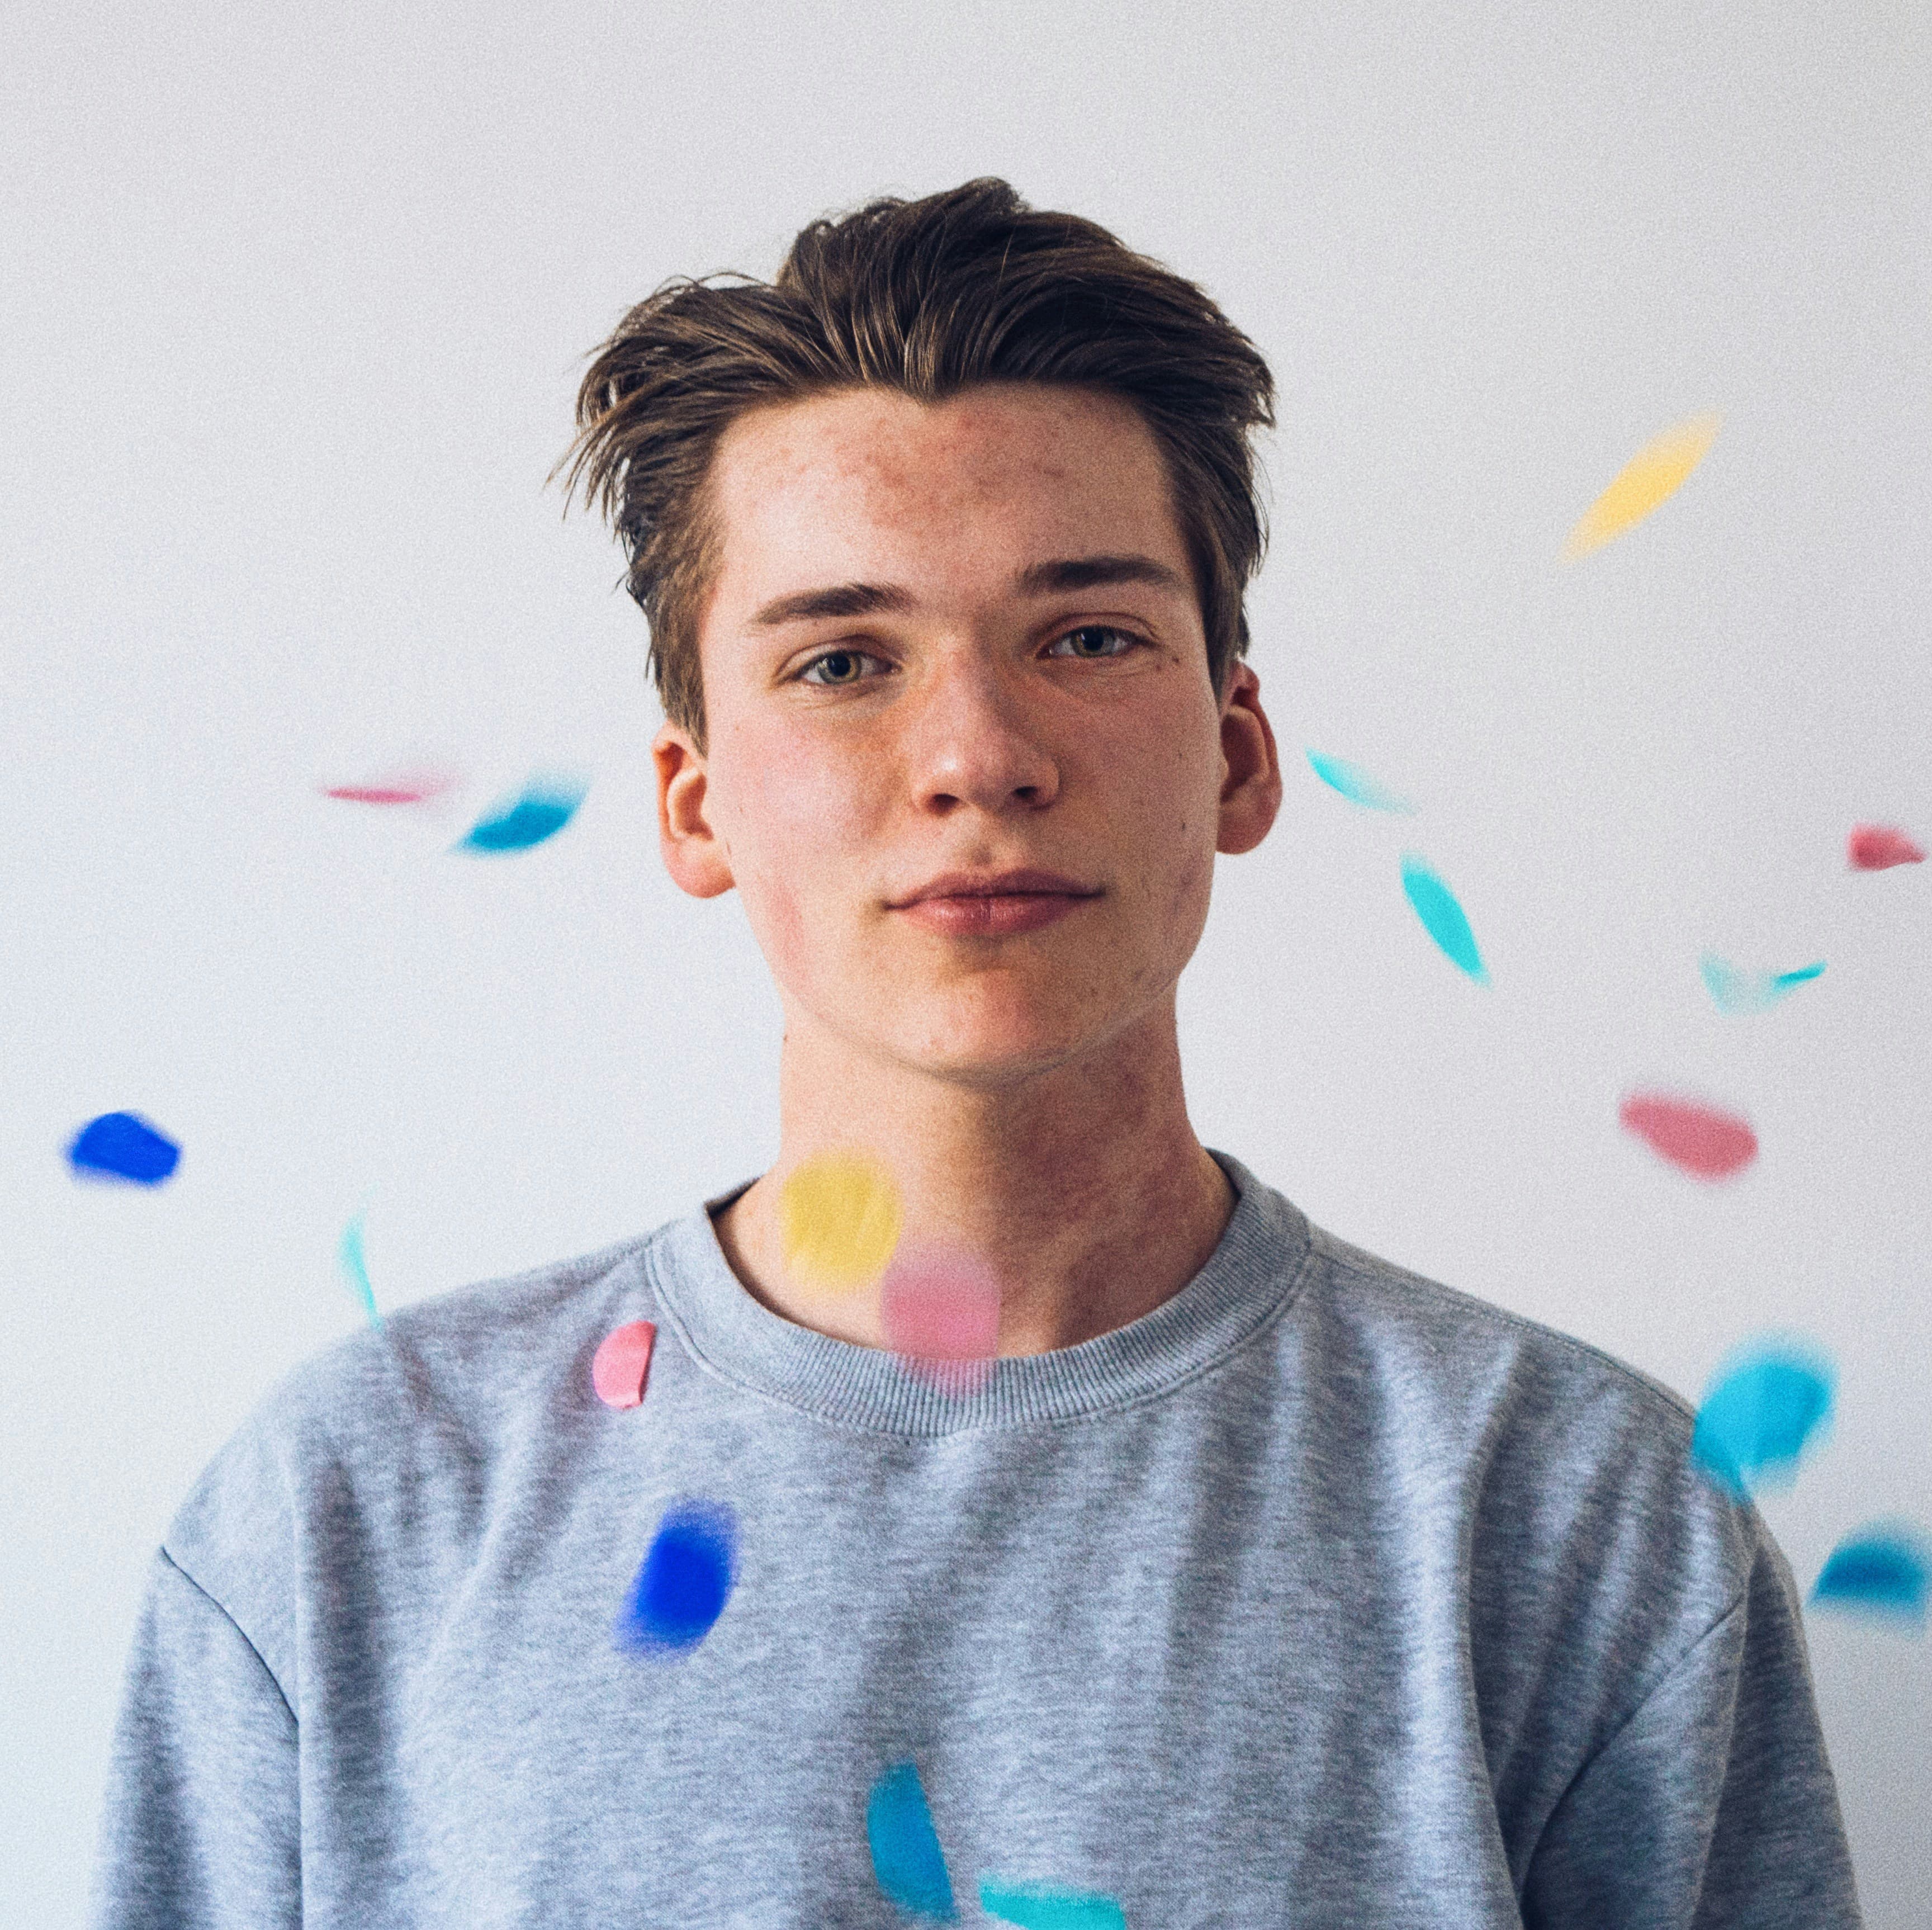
[780,1150,903,1292]
[1562,413,1720,560]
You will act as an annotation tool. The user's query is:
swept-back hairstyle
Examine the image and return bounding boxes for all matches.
[558,178,1275,742]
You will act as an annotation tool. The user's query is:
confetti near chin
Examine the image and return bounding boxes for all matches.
[1562,413,1720,559]
[1848,824,1925,871]
[1400,854,1488,983]
[337,1213,382,1327]
[1691,1342,1834,1497]
[67,1111,181,1185]
[1811,1526,1929,1629]
[867,1762,957,1922]
[615,1501,736,1655]
[591,1321,657,1409]
[455,774,587,854]
[1699,953,1826,1016]
[781,1150,904,1292]
[1618,1091,1758,1180]
[880,1252,1000,1396]
[980,1880,1128,1930]
[1305,749,1415,814]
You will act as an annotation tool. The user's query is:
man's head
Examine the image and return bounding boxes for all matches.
[564,182,1282,1089]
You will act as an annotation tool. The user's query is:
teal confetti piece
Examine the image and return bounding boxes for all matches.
[338,1213,381,1328]
[1811,1526,1928,1629]
[867,1762,956,1921]
[1306,749,1415,813]
[1691,1342,1834,1497]
[456,774,587,854]
[1400,854,1488,983]
[1699,953,1825,1015]
[980,1879,1128,1929]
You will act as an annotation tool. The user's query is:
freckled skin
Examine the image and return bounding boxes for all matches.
[654,382,1283,1352]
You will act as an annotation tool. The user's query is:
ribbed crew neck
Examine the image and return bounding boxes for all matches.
[642,1152,1313,1437]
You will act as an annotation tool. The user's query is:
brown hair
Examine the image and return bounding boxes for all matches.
[558,178,1275,744]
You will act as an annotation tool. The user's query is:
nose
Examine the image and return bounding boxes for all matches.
[905,651,1060,817]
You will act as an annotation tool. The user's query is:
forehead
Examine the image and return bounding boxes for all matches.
[703,383,1188,597]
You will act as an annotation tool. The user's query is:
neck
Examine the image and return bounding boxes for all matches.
[713,1000,1233,1355]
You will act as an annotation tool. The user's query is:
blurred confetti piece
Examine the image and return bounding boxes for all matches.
[980,1881,1128,1930]
[67,1111,180,1185]
[880,1252,1000,1395]
[867,1762,957,1922]
[455,774,587,854]
[1848,824,1924,871]
[1811,1526,1929,1628]
[781,1150,903,1292]
[1305,749,1415,813]
[320,767,457,805]
[1618,1091,1758,1180]
[591,1320,657,1409]
[337,1213,381,1327]
[1400,854,1488,983]
[614,1501,737,1655]
[1562,413,1720,559]
[1699,953,1826,1015]
[1691,1342,1834,1496]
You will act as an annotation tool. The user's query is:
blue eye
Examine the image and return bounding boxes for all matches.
[1050,626,1137,659]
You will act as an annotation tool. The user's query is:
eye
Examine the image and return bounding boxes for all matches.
[798,647,886,685]
[1046,625,1141,661]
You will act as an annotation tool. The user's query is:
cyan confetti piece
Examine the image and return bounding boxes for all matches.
[67,1111,181,1185]
[456,775,586,854]
[337,1213,381,1328]
[979,1879,1128,1929]
[1811,1526,1929,1628]
[1306,749,1415,813]
[1691,1343,1834,1497]
[615,1501,736,1654]
[1399,854,1488,983]
[1699,953,1825,1015]
[867,1762,956,1922]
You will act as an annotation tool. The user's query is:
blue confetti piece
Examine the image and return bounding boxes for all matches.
[866,1762,956,1922]
[614,1501,736,1654]
[980,1879,1128,1929]
[1811,1526,1929,1628]
[455,775,587,854]
[1306,749,1415,813]
[1399,854,1488,983]
[337,1213,381,1328]
[1691,1343,1834,1497]
[67,1111,181,1185]
[1699,953,1825,1015]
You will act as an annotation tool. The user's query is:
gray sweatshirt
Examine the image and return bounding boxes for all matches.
[89,1157,1860,1927]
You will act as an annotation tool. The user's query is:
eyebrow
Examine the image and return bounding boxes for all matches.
[749,554,1189,628]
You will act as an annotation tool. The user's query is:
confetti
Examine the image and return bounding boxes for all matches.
[1618,1091,1757,1180]
[1811,1526,1929,1628]
[1691,1342,1834,1497]
[614,1501,736,1655]
[1305,750,1415,813]
[1400,854,1488,983]
[880,1252,1000,1395]
[780,1151,904,1292]
[1699,953,1825,1016]
[320,767,457,805]
[866,1762,956,1922]
[979,1880,1128,1929]
[591,1321,657,1409]
[337,1213,381,1327]
[1848,824,1925,871]
[1562,413,1720,559]
[67,1111,181,1185]
[455,775,587,854]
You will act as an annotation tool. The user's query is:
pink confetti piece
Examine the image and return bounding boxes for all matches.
[320,768,457,806]
[1618,1092,1759,1181]
[591,1320,657,1408]
[1848,824,1925,871]
[880,1251,1000,1394]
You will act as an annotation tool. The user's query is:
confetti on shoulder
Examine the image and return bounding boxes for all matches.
[980,1878,1128,1929]
[1690,1340,1834,1497]
[592,1321,657,1408]
[1848,824,1924,871]
[456,774,588,854]
[1563,413,1720,559]
[1305,749,1415,813]
[68,1111,181,1185]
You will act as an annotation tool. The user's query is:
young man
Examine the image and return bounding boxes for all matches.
[92,180,1859,1927]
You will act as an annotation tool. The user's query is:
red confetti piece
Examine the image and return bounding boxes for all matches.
[320,768,457,806]
[881,1252,1000,1394]
[591,1321,656,1408]
[1848,824,1925,871]
[1619,1092,1759,1180]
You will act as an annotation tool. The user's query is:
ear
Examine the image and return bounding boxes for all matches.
[654,722,736,898]
[1215,661,1283,857]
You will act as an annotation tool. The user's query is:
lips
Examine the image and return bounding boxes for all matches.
[888,868,1101,938]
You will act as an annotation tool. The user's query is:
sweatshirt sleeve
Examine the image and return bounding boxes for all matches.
[88,1550,301,1930]
[1520,1538,1862,1928]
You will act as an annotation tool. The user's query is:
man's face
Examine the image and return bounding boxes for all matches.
[656,381,1280,1086]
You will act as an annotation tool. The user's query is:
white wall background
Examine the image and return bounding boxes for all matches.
[3,1,1927,1920]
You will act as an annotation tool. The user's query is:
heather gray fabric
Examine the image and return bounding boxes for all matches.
[91,1157,1860,1927]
